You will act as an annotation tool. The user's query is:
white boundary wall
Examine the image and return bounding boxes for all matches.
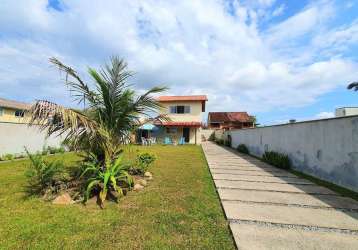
[225,116,358,192]
[0,122,64,155]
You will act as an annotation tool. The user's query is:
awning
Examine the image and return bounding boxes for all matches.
[154,121,202,127]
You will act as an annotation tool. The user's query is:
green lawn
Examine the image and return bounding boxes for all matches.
[0,145,235,249]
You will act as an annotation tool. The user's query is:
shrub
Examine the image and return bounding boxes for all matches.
[208,133,215,141]
[215,139,224,145]
[237,144,249,154]
[224,140,231,147]
[47,146,57,154]
[24,148,64,195]
[81,154,133,207]
[4,154,14,161]
[262,151,291,169]
[137,152,156,173]
[58,147,66,154]
[41,147,49,156]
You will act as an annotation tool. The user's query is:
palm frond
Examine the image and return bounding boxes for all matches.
[29,100,98,148]
[50,57,98,106]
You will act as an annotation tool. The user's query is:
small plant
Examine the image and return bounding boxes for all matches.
[41,147,49,156]
[58,147,66,154]
[48,146,57,154]
[137,152,156,173]
[24,148,64,195]
[4,154,14,161]
[81,154,133,207]
[262,151,291,170]
[208,133,215,141]
[237,144,249,154]
[215,139,224,145]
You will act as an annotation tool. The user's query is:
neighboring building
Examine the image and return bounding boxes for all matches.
[335,107,358,117]
[207,112,254,130]
[138,95,207,144]
[0,97,32,123]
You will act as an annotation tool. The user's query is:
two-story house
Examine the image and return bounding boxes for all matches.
[0,97,31,124]
[137,95,207,145]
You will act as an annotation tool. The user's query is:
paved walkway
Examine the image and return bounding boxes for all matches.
[202,142,358,250]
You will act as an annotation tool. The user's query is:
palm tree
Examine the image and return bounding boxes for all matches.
[347,82,358,91]
[30,56,167,165]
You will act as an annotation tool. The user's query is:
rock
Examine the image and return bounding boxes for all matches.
[133,184,144,191]
[52,193,74,205]
[138,179,147,186]
[144,171,152,178]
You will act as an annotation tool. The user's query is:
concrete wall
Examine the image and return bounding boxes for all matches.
[225,116,358,192]
[0,122,64,155]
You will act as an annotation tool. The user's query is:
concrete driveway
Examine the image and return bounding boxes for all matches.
[202,142,358,250]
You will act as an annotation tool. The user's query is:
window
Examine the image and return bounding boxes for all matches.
[0,107,3,116]
[169,105,191,114]
[166,127,177,134]
[15,110,24,117]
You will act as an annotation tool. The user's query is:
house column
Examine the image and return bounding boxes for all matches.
[195,127,197,144]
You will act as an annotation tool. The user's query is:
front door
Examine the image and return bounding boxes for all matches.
[183,127,190,143]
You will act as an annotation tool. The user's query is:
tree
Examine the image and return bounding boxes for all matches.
[347,82,358,91]
[30,56,167,165]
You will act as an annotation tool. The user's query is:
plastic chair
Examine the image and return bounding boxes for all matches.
[141,137,148,146]
[164,137,172,145]
[151,137,156,144]
[178,137,185,145]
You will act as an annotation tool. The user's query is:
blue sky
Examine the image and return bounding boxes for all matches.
[1,0,358,125]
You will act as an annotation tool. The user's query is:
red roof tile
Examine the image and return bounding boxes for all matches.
[208,112,252,123]
[154,121,202,127]
[157,95,208,102]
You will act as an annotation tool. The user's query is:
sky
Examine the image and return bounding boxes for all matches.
[0,0,358,125]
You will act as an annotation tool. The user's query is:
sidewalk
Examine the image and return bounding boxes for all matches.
[202,142,358,250]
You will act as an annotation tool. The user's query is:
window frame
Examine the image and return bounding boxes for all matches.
[169,105,191,114]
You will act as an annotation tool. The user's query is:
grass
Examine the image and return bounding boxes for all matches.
[0,145,235,249]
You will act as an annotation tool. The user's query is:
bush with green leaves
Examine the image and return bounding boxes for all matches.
[81,154,133,207]
[215,139,224,145]
[24,149,64,195]
[57,147,65,154]
[237,144,249,154]
[137,152,156,173]
[208,133,215,141]
[4,154,14,161]
[262,151,291,169]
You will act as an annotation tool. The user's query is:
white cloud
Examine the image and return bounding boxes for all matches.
[0,0,357,114]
